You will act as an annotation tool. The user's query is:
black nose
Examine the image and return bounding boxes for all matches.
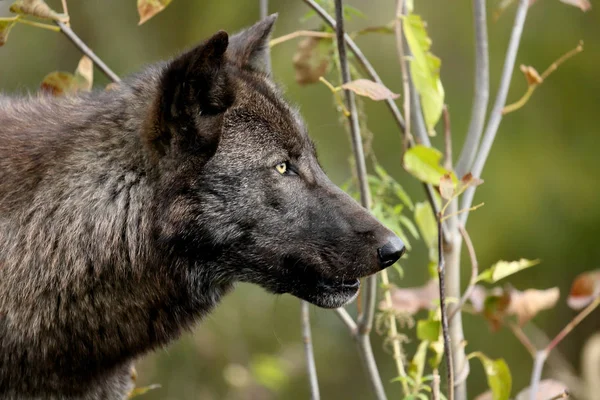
[377,236,406,269]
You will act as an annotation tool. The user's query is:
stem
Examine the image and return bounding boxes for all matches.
[259,0,271,73]
[335,308,358,333]
[381,270,410,396]
[460,0,529,225]
[55,21,121,83]
[432,371,441,400]
[270,30,334,47]
[529,350,549,400]
[455,0,490,177]
[394,0,412,147]
[17,19,61,32]
[547,295,600,353]
[332,1,384,398]
[449,225,478,322]
[437,214,454,400]
[61,0,69,20]
[301,301,320,400]
[508,322,537,357]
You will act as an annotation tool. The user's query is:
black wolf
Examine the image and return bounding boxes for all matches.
[0,15,405,399]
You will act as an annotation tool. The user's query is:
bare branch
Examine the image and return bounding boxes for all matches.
[455,0,490,177]
[259,0,271,72]
[449,225,478,322]
[55,21,121,83]
[270,30,334,47]
[301,301,320,400]
[437,213,454,400]
[529,350,549,400]
[335,308,357,333]
[460,0,529,225]
[332,1,385,398]
[443,105,452,170]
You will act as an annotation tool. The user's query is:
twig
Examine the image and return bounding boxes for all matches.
[459,0,529,225]
[394,0,412,149]
[529,296,600,400]
[437,214,454,400]
[503,41,583,115]
[441,202,484,222]
[259,0,271,72]
[455,0,490,177]
[335,308,357,333]
[333,1,384,398]
[449,225,478,322]
[61,0,69,20]
[508,322,537,357]
[301,301,320,400]
[547,391,569,400]
[442,105,452,170]
[17,19,61,32]
[270,30,334,47]
[55,21,121,83]
[381,270,410,396]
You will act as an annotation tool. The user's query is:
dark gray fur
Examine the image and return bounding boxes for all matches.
[0,16,403,399]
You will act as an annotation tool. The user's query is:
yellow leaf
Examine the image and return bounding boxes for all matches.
[0,16,20,46]
[341,79,399,101]
[10,0,69,23]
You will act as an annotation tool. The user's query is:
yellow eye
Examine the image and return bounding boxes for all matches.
[275,162,287,175]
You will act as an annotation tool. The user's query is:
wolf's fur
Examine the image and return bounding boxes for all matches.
[0,16,404,399]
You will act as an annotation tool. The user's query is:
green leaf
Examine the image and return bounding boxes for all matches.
[137,0,173,25]
[10,0,68,22]
[417,319,440,342]
[477,259,541,284]
[409,341,429,386]
[403,14,445,134]
[0,16,19,46]
[469,352,512,400]
[128,384,161,398]
[414,202,437,262]
[428,339,444,369]
[391,180,414,210]
[403,145,455,185]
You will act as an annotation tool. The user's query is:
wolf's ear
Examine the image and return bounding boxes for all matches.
[227,14,277,74]
[145,31,234,158]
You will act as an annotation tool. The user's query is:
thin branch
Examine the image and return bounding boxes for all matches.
[55,21,121,83]
[270,30,334,47]
[455,0,490,177]
[381,270,410,396]
[443,105,452,170]
[547,295,600,353]
[449,225,478,322]
[437,213,454,400]
[508,322,537,357]
[332,1,385,398]
[61,0,69,19]
[17,19,61,32]
[259,0,271,73]
[394,0,412,148]
[432,372,441,400]
[460,0,529,225]
[335,308,358,333]
[301,301,320,400]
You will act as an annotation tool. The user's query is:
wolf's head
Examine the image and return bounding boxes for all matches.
[142,15,405,309]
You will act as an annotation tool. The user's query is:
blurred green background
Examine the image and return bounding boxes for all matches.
[1,0,599,399]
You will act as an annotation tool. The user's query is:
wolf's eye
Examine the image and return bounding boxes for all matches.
[275,162,288,175]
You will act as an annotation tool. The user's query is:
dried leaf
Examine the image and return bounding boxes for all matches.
[105,83,120,91]
[292,36,330,85]
[341,79,399,101]
[439,173,455,200]
[0,16,19,47]
[75,56,93,91]
[477,259,541,284]
[515,379,568,400]
[137,0,173,25]
[508,287,560,325]
[403,145,456,186]
[520,65,543,86]
[470,352,512,400]
[559,0,591,11]
[9,0,68,23]
[380,279,438,315]
[355,23,395,36]
[40,72,78,96]
[471,286,559,329]
[567,270,600,309]
[457,173,484,195]
[403,14,445,135]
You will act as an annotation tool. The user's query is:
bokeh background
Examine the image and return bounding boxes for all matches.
[1,0,599,399]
